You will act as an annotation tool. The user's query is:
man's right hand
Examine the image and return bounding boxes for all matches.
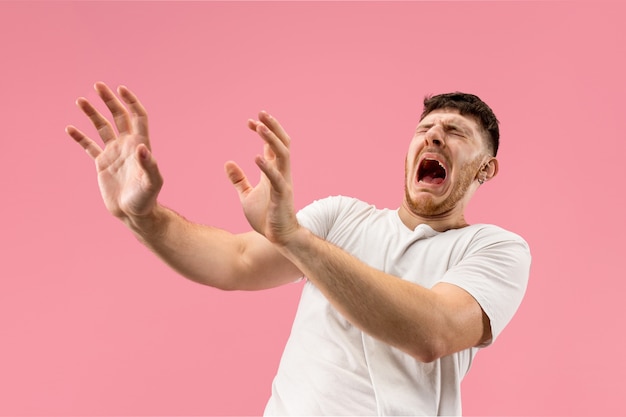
[66,82,163,226]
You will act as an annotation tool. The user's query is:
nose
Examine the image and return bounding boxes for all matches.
[424,126,446,148]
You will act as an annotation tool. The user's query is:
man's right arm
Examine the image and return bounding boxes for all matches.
[67,82,301,291]
[128,204,303,290]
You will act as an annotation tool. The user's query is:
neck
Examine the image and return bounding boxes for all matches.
[397,200,469,232]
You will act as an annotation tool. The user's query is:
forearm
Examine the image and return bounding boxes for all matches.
[277,227,484,361]
[124,204,299,290]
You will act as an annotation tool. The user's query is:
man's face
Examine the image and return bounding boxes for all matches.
[404,108,491,218]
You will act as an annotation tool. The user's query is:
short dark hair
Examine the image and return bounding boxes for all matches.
[420,92,500,156]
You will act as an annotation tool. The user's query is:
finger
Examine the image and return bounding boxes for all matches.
[247,118,261,132]
[66,125,103,159]
[248,120,277,159]
[264,143,275,161]
[224,161,253,200]
[136,144,163,191]
[258,111,291,148]
[119,85,150,139]
[76,97,118,144]
[255,155,287,194]
[256,123,290,175]
[94,82,132,135]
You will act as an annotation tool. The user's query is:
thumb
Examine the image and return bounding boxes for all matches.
[136,144,163,189]
[225,160,252,200]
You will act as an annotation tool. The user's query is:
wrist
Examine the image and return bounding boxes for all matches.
[123,204,169,241]
[275,225,314,257]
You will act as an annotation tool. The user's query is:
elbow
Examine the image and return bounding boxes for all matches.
[405,336,448,363]
[182,273,241,291]
[412,350,444,364]
[204,277,242,291]
[417,350,445,364]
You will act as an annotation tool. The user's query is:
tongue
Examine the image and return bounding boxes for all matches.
[422,175,444,185]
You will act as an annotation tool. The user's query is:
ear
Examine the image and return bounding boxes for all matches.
[478,157,499,183]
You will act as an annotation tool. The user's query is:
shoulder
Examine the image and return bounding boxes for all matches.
[297,196,383,239]
[302,195,373,211]
[452,224,530,251]
[440,224,532,344]
[298,195,379,220]
[438,224,532,271]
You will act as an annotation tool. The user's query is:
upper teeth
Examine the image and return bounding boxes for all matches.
[426,158,444,169]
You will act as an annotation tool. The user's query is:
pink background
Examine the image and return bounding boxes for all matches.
[1,1,624,415]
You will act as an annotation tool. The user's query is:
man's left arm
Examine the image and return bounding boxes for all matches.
[280,227,491,362]
[243,112,491,363]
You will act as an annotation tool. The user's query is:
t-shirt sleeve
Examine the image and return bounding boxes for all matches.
[296,195,358,240]
[439,226,531,345]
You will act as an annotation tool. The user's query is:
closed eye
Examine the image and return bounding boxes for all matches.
[415,125,432,134]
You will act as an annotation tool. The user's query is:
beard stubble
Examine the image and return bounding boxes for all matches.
[404,156,483,218]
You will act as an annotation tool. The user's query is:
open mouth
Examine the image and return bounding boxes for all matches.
[417,158,447,185]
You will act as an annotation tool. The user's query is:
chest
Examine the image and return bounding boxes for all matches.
[326,213,477,288]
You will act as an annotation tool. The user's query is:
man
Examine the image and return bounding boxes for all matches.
[66,83,530,415]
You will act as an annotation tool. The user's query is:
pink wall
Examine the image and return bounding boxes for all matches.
[1,1,624,415]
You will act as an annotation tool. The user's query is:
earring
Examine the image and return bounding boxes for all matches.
[478,164,489,185]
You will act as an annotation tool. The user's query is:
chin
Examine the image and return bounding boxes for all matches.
[404,178,471,217]
[404,190,451,217]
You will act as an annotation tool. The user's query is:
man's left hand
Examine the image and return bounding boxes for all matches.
[225,111,300,246]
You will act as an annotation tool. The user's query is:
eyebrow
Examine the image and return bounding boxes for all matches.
[417,120,472,135]
[441,122,471,135]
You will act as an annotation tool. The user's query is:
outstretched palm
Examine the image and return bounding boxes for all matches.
[225,156,277,237]
[67,82,162,220]
[225,112,299,245]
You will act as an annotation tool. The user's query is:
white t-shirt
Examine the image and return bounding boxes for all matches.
[264,196,531,416]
